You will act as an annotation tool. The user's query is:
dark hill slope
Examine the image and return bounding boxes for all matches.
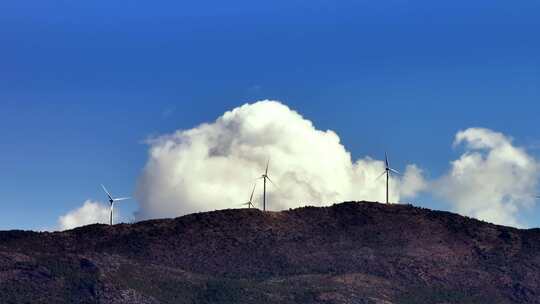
[1,201,540,303]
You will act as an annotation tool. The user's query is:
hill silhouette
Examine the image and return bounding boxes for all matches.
[1,201,539,303]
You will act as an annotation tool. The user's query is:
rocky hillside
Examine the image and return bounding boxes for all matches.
[1,201,540,303]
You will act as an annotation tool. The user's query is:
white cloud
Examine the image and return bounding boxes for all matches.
[434,128,539,227]
[135,100,425,220]
[58,200,111,230]
[400,164,428,199]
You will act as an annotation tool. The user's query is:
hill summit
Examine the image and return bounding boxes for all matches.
[1,201,539,303]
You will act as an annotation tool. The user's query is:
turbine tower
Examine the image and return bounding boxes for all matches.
[241,184,257,209]
[101,184,130,225]
[376,153,401,204]
[260,159,277,211]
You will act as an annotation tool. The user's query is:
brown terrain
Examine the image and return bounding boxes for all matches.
[1,201,539,303]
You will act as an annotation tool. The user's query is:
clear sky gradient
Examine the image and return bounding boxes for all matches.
[1,0,539,230]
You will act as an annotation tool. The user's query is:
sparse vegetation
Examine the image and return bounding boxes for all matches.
[1,202,539,303]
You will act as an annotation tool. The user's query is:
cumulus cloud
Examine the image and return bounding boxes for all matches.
[434,128,539,227]
[135,100,425,220]
[58,200,111,230]
[400,165,428,198]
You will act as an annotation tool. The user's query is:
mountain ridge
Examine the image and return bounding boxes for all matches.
[1,201,539,303]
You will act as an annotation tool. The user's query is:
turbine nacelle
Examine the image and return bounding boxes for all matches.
[241,201,255,208]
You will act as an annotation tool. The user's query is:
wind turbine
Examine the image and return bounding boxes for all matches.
[260,159,277,211]
[240,184,257,209]
[376,153,401,204]
[101,184,130,225]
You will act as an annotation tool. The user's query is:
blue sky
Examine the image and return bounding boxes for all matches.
[1,0,539,230]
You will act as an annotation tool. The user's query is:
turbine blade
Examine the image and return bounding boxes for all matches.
[375,171,386,181]
[266,176,279,188]
[113,197,130,202]
[101,184,113,201]
[385,152,389,168]
[249,184,256,202]
[265,159,270,175]
[389,168,401,175]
